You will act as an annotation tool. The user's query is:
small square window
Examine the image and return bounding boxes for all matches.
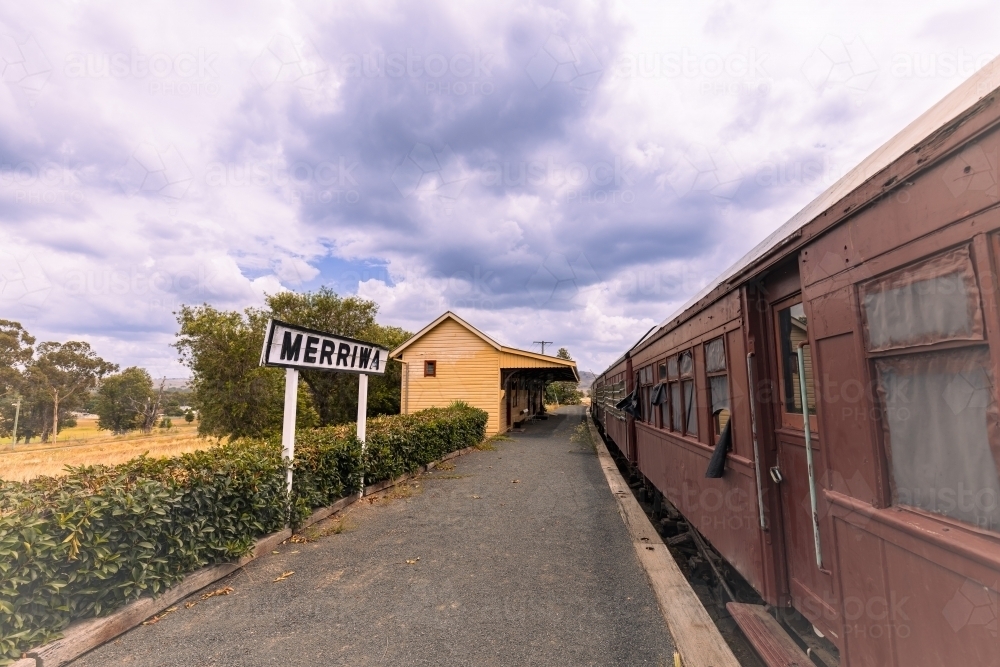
[667,356,679,379]
[424,360,436,377]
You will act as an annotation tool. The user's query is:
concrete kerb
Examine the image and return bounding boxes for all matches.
[585,418,741,667]
[21,443,483,667]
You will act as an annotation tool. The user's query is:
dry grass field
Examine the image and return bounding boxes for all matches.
[0,417,217,482]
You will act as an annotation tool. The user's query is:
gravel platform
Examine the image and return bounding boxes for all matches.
[74,406,675,666]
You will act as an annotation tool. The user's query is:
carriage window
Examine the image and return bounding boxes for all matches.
[659,362,667,381]
[660,389,671,428]
[641,367,652,423]
[670,383,682,432]
[668,356,679,379]
[710,376,730,435]
[683,379,698,436]
[706,337,729,437]
[876,348,1000,532]
[679,351,693,376]
[706,338,726,373]
[778,303,815,415]
[860,246,983,353]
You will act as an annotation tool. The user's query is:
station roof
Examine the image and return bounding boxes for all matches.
[390,311,579,383]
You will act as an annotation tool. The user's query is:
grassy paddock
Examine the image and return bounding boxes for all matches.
[0,418,212,482]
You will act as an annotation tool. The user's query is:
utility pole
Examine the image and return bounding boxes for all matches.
[533,341,553,355]
[10,396,21,450]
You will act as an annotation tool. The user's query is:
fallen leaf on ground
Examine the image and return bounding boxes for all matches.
[511,480,520,484]
[289,534,310,544]
[472,495,481,499]
[185,601,197,609]
[200,586,233,600]
[271,550,280,554]
[141,606,179,625]
[405,557,421,564]
[273,571,295,582]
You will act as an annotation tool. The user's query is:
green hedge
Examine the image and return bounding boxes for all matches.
[0,404,487,663]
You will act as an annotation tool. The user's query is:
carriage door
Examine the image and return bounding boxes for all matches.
[769,294,838,636]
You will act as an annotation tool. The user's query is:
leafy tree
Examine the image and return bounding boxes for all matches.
[95,367,156,434]
[545,347,583,405]
[265,287,411,426]
[0,320,35,440]
[174,304,317,440]
[26,341,117,442]
[0,319,34,395]
[184,409,195,423]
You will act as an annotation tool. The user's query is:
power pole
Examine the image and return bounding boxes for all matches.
[533,341,553,355]
[11,396,21,450]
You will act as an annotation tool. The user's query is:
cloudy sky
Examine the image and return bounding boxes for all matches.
[1,0,998,377]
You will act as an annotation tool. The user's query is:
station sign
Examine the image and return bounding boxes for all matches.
[260,319,389,376]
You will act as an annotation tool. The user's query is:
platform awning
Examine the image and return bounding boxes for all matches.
[499,347,578,384]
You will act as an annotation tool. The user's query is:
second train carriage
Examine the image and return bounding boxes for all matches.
[593,55,1000,665]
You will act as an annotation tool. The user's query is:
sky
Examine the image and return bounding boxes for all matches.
[1,0,998,378]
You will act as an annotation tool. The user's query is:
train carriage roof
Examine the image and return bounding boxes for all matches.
[623,54,1000,358]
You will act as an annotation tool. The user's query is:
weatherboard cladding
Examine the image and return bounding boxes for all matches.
[623,53,1000,366]
[393,313,577,434]
[401,317,503,434]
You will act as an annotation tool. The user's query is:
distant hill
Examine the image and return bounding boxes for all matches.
[577,371,596,390]
[160,378,191,390]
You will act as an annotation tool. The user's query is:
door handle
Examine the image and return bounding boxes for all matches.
[770,466,783,484]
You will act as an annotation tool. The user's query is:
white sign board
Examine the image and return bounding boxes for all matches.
[260,319,389,375]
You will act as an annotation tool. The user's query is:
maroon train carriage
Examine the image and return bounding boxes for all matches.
[593,56,1000,666]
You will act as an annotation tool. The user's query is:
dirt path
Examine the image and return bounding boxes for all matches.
[74,406,675,666]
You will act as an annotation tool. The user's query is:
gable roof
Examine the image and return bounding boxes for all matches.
[390,311,501,357]
[390,312,579,380]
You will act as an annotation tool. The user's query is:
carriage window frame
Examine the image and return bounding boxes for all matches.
[678,349,697,436]
[773,296,819,432]
[657,361,669,429]
[868,241,1000,534]
[639,365,655,424]
[859,245,984,353]
[705,337,730,439]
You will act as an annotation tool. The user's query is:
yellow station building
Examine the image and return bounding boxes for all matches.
[390,312,579,434]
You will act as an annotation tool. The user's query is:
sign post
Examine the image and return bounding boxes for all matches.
[281,368,299,495]
[260,319,390,509]
[357,373,368,495]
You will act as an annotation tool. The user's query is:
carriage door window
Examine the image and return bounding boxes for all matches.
[668,355,681,431]
[777,301,816,427]
[706,337,730,437]
[657,362,668,428]
[639,367,650,423]
[679,350,698,436]
[863,246,1000,532]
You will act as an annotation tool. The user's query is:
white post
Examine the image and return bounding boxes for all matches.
[357,373,368,496]
[10,397,20,450]
[282,368,299,497]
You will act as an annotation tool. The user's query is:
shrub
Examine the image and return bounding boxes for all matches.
[0,404,486,663]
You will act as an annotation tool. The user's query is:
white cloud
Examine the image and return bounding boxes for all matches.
[0,0,996,377]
